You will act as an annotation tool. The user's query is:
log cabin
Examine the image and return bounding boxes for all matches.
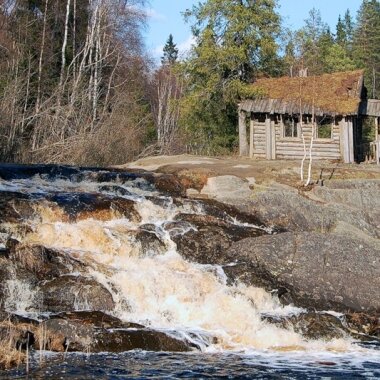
[238,70,380,163]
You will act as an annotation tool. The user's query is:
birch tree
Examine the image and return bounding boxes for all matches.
[0,0,152,164]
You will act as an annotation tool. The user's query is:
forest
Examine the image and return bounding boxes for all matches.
[0,0,379,165]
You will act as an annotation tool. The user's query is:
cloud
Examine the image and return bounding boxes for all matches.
[177,35,196,56]
[153,44,164,59]
[146,8,166,22]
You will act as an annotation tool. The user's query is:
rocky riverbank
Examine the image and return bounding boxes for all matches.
[122,155,380,316]
[0,159,379,370]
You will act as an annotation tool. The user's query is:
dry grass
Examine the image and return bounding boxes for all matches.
[0,321,27,370]
[177,168,216,191]
[0,344,24,370]
[252,70,364,114]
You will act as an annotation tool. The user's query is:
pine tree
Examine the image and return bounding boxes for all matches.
[353,0,380,98]
[161,34,178,65]
[336,15,347,46]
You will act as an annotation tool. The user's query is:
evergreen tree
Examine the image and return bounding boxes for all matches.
[180,0,281,153]
[299,8,330,74]
[344,9,354,48]
[353,0,380,98]
[336,15,347,46]
[323,44,356,73]
[284,37,296,76]
[161,34,178,65]
[336,10,354,52]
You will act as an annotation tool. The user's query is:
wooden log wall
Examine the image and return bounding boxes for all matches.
[251,120,266,159]
[251,114,343,160]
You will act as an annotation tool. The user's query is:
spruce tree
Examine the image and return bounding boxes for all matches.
[323,44,356,73]
[353,0,380,98]
[344,9,354,48]
[161,34,178,65]
[336,15,347,46]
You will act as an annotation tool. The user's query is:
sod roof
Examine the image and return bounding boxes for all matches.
[241,70,364,116]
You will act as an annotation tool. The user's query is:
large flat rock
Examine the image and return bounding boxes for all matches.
[227,232,380,313]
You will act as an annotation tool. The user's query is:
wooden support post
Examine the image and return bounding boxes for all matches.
[376,118,380,165]
[348,118,354,163]
[249,115,254,159]
[341,117,354,163]
[238,107,248,156]
[265,114,271,160]
[270,118,276,160]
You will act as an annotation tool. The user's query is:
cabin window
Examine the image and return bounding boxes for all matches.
[253,113,267,123]
[316,116,333,139]
[283,116,298,138]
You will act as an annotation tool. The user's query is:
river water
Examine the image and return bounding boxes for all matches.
[0,165,379,379]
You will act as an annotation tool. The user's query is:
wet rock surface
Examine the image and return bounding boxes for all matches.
[170,214,264,264]
[53,311,144,329]
[199,198,266,227]
[0,311,194,354]
[136,227,167,256]
[262,310,379,342]
[0,192,35,223]
[9,244,86,281]
[344,313,380,338]
[263,312,348,340]
[39,275,115,313]
[0,163,154,184]
[46,193,141,222]
[91,329,191,353]
[0,241,116,314]
[2,308,377,358]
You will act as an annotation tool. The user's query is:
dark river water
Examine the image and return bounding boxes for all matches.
[2,346,380,379]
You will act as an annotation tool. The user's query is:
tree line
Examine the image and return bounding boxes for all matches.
[0,0,379,164]
[0,0,152,164]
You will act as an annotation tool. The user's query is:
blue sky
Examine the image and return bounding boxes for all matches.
[145,0,362,61]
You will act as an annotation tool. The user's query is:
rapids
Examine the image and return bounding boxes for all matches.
[0,164,379,378]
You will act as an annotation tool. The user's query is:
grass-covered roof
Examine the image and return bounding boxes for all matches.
[246,70,364,115]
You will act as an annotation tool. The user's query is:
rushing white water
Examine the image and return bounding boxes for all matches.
[4,278,39,313]
[1,173,377,357]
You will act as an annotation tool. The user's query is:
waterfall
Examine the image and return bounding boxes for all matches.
[0,168,365,354]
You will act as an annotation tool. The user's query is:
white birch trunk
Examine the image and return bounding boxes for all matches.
[72,0,77,81]
[21,55,32,133]
[299,76,306,182]
[305,75,317,186]
[92,8,102,125]
[59,0,71,90]
[35,0,49,113]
